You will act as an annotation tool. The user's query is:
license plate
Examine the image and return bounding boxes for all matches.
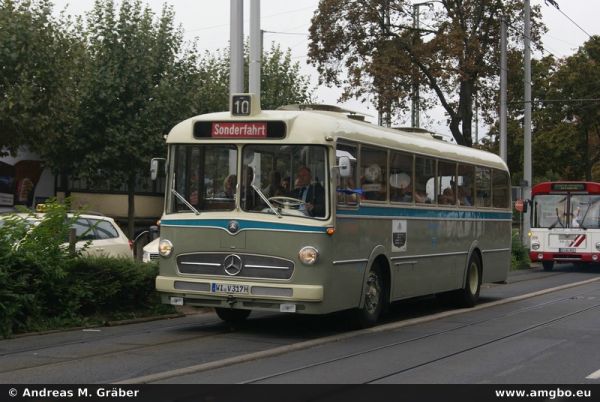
[211,283,249,294]
[559,248,576,252]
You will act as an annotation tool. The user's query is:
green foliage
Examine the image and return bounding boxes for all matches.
[0,199,172,338]
[0,199,78,336]
[511,230,531,270]
[0,0,84,157]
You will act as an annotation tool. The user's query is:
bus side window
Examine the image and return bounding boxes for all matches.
[390,151,413,203]
[492,169,510,209]
[415,156,435,204]
[457,163,474,207]
[336,143,358,206]
[437,160,457,205]
[475,167,492,207]
[360,146,387,202]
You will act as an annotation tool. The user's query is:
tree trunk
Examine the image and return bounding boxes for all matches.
[459,80,474,147]
[127,174,136,240]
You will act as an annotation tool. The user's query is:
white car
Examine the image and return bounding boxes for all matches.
[142,237,160,263]
[0,212,133,259]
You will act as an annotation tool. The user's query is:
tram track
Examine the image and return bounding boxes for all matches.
[120,275,600,384]
[240,292,600,383]
[2,275,598,383]
[0,317,234,376]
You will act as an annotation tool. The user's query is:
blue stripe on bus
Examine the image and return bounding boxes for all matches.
[160,219,328,233]
[336,205,512,220]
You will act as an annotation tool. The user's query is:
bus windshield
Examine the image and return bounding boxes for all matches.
[170,144,328,219]
[532,194,600,229]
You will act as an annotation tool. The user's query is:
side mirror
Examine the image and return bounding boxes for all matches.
[515,199,528,213]
[150,158,165,181]
[337,156,352,178]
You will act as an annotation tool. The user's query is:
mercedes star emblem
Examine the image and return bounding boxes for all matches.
[223,254,243,276]
[228,220,240,233]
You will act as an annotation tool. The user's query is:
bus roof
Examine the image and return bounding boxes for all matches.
[166,108,508,171]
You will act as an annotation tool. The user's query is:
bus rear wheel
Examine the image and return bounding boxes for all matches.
[352,264,386,328]
[215,307,251,323]
[542,261,554,271]
[458,253,482,307]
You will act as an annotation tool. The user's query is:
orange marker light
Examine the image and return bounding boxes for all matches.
[326,227,335,236]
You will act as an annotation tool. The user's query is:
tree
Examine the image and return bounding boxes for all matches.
[0,0,81,156]
[193,43,314,113]
[73,0,199,237]
[308,0,544,146]
[546,36,600,181]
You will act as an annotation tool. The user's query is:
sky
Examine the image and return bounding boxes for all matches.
[51,0,600,138]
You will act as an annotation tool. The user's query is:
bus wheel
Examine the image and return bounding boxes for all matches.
[542,261,554,271]
[352,264,386,328]
[215,307,251,323]
[458,253,482,308]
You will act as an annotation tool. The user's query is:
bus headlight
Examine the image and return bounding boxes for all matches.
[298,246,319,265]
[159,239,174,257]
[595,242,600,251]
[531,242,540,250]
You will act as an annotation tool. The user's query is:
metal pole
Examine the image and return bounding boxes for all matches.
[523,0,532,245]
[229,0,244,100]
[500,17,508,163]
[249,0,261,97]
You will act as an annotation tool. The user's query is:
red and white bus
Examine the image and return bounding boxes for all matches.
[529,181,600,270]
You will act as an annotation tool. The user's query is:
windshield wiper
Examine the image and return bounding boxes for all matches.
[251,184,281,218]
[548,207,564,229]
[171,188,200,215]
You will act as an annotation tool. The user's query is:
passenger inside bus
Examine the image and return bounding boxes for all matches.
[457,186,472,206]
[242,166,259,210]
[221,174,236,199]
[264,171,286,198]
[439,187,455,205]
[281,176,291,194]
[292,166,325,217]
[389,172,412,203]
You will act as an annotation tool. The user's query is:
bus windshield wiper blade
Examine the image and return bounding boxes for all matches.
[548,207,563,229]
[171,188,200,215]
[251,184,281,218]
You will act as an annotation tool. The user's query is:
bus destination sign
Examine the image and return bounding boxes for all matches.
[194,121,286,139]
[212,122,267,138]
[551,183,586,192]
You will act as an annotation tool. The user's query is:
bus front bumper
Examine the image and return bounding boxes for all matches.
[529,251,600,263]
[156,276,323,303]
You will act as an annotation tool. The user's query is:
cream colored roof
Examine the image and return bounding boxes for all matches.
[166,108,508,171]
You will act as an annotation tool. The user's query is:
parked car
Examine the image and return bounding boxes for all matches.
[0,212,133,259]
[142,237,159,263]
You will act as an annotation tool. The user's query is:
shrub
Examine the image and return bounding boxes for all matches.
[0,200,172,338]
[511,230,531,270]
[0,200,79,337]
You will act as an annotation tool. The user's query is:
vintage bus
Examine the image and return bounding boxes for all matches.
[528,181,600,271]
[154,94,512,326]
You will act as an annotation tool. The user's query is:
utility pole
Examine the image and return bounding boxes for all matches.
[249,0,261,97]
[500,16,508,163]
[523,0,532,245]
[229,0,244,100]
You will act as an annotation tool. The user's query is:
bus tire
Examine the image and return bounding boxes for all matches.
[352,264,386,328]
[215,307,251,323]
[458,253,482,308]
[542,261,554,271]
